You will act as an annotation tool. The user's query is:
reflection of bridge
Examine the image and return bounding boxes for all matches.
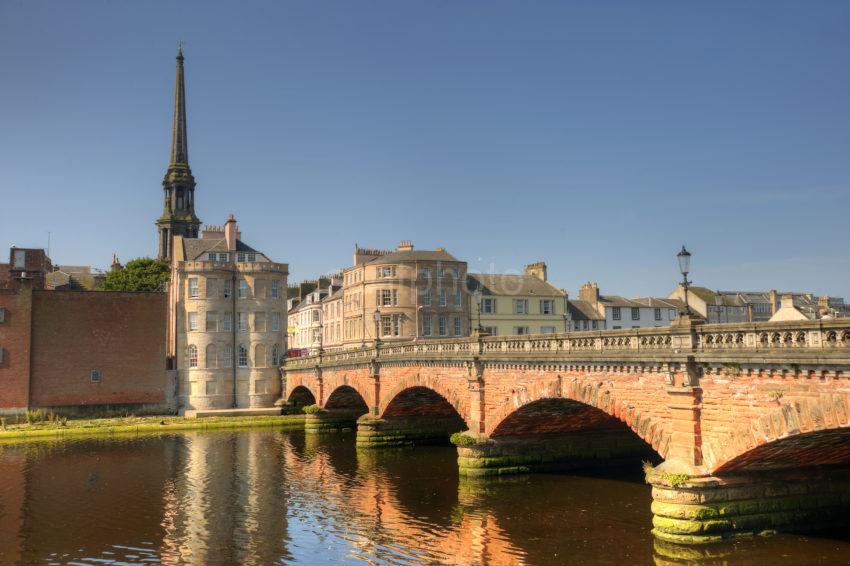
[284,318,850,545]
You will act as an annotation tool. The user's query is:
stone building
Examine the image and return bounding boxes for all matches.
[467,262,567,336]
[286,280,339,354]
[321,287,344,350]
[572,282,684,330]
[168,216,288,410]
[341,242,468,346]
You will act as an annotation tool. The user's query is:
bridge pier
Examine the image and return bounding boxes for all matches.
[356,415,466,449]
[304,409,363,434]
[647,466,850,545]
[455,431,654,477]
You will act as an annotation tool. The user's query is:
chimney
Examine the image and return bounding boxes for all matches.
[780,294,795,310]
[398,240,414,252]
[524,261,547,282]
[225,214,238,252]
[435,247,446,253]
[769,289,778,315]
[818,295,830,309]
[579,282,600,305]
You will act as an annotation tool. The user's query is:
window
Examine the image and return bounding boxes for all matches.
[254,279,266,299]
[422,289,431,306]
[439,289,447,307]
[381,316,392,337]
[668,309,676,320]
[378,266,395,278]
[591,321,598,330]
[187,312,198,331]
[223,280,232,299]
[613,307,621,320]
[438,267,445,278]
[540,300,554,315]
[238,280,249,299]
[187,345,198,368]
[271,344,281,366]
[483,326,498,336]
[451,267,460,279]
[482,298,496,314]
[206,311,218,332]
[514,326,530,335]
[237,252,246,262]
[207,252,217,261]
[246,253,256,262]
[454,317,461,336]
[90,369,101,383]
[514,299,528,314]
[206,278,217,298]
[583,321,589,330]
[454,289,462,307]
[380,289,394,307]
[13,250,25,269]
[188,278,199,298]
[312,309,320,323]
[254,312,267,332]
[255,344,266,368]
[218,253,229,262]
[223,345,233,368]
[223,312,233,331]
[422,315,432,336]
[654,308,662,321]
[0,307,5,323]
[238,344,248,367]
[421,267,431,279]
[206,344,218,368]
[237,312,248,332]
[271,280,279,299]
[541,326,556,334]
[438,316,447,336]
[631,308,640,321]
[271,312,281,332]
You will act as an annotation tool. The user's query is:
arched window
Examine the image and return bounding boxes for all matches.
[271,344,281,366]
[187,344,198,368]
[254,344,266,368]
[238,344,248,368]
[223,345,233,368]
[206,344,218,369]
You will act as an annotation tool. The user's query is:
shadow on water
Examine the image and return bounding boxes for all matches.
[1,430,850,565]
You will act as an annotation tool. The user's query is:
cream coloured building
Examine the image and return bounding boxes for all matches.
[169,215,288,410]
[468,263,567,336]
[341,242,469,346]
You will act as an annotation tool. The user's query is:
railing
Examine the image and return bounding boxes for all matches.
[283,319,850,370]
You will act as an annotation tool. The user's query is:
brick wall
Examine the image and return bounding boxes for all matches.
[29,290,169,412]
[0,287,33,412]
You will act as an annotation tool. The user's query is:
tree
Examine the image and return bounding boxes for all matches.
[98,258,170,292]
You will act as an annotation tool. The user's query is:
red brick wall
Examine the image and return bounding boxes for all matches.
[0,287,33,412]
[29,290,168,409]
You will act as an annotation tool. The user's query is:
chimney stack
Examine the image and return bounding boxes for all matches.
[579,282,600,305]
[524,261,547,282]
[397,240,414,252]
[769,289,778,315]
[225,214,238,252]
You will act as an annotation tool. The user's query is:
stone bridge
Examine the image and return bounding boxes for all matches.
[283,318,850,545]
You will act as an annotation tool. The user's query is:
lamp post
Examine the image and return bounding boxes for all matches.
[373,308,382,345]
[677,246,692,316]
[473,287,483,333]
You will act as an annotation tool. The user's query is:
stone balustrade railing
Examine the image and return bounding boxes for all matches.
[284,318,850,370]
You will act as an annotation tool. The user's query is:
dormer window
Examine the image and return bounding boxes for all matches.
[208,252,217,261]
[237,252,246,262]
[247,253,256,262]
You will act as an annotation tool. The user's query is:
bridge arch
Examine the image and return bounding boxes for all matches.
[287,385,317,409]
[486,377,671,458]
[708,393,850,474]
[379,374,470,426]
[324,384,369,416]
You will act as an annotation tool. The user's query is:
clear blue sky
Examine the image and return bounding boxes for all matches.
[1,1,848,298]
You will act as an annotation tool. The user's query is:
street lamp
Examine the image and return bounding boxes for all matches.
[373,308,382,345]
[473,286,483,332]
[677,246,692,316]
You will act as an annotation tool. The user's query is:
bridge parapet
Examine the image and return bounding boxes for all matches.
[285,319,850,370]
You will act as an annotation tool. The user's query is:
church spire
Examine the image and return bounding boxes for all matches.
[157,44,201,262]
[170,45,188,165]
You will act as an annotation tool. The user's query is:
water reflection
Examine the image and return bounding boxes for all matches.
[1,431,850,565]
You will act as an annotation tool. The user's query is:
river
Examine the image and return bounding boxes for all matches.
[0,429,848,565]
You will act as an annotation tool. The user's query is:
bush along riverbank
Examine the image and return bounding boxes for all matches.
[0,411,307,442]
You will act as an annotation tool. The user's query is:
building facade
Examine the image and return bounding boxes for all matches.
[573,282,683,330]
[468,262,567,336]
[668,287,849,323]
[341,242,469,346]
[168,216,288,410]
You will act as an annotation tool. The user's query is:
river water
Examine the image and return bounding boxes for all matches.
[0,429,848,565]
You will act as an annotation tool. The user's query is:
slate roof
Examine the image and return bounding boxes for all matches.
[568,300,604,321]
[183,238,260,261]
[368,249,460,265]
[468,273,564,297]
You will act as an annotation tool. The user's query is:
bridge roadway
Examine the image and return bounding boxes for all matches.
[283,317,850,545]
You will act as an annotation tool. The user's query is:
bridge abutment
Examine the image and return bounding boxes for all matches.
[647,467,850,545]
[455,431,654,477]
[356,415,466,449]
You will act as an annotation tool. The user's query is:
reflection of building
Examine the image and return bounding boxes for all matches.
[468,262,567,336]
[169,216,288,409]
[341,242,469,345]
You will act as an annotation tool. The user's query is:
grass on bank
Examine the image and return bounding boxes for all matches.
[0,412,307,442]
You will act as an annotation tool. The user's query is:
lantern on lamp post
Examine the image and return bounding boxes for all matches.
[677,246,692,316]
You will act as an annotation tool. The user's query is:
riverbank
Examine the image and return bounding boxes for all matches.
[0,414,307,442]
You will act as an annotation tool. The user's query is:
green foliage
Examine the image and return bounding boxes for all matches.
[98,258,170,292]
[660,473,692,488]
[25,410,45,424]
[767,389,785,402]
[302,404,322,414]
[450,432,478,446]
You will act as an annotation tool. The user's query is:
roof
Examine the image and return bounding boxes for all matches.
[367,249,460,265]
[183,238,260,261]
[323,287,344,301]
[598,295,645,308]
[468,273,564,297]
[631,297,686,310]
[568,300,604,321]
